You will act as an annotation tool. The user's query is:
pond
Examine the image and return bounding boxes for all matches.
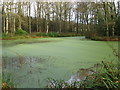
[2,37,118,88]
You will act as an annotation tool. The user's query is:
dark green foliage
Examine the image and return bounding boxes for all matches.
[36,32,47,37]
[2,33,8,38]
[36,32,60,37]
[115,16,120,36]
[2,72,15,88]
[15,28,28,35]
[84,61,119,89]
[2,33,14,40]
[59,33,81,37]
[47,61,120,89]
[47,32,60,37]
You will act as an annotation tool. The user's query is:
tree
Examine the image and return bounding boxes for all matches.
[28,2,31,33]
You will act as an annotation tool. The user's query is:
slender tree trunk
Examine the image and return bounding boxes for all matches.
[6,13,8,34]
[36,2,38,32]
[76,2,79,34]
[18,16,21,29]
[46,21,49,33]
[3,18,5,33]
[13,17,16,32]
[18,2,22,29]
[103,2,109,37]
[12,3,16,33]
[86,14,90,31]
[46,2,50,33]
[59,20,62,33]
[2,3,5,33]
[112,24,115,37]
[112,2,116,37]
[59,2,62,33]
[29,2,31,34]
[69,9,71,32]
[9,2,12,33]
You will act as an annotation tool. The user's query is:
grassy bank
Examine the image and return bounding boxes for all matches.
[1,32,82,40]
[86,36,120,41]
[1,33,119,41]
[47,47,119,89]
[47,61,120,89]
[2,60,119,89]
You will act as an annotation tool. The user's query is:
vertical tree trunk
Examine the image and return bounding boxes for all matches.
[18,2,22,29]
[112,24,115,37]
[18,16,21,29]
[46,2,50,33]
[112,2,116,37]
[13,3,16,33]
[69,8,71,32]
[59,20,62,33]
[3,18,6,33]
[6,13,9,34]
[86,14,90,31]
[59,3,62,33]
[103,2,109,37]
[46,21,49,33]
[9,2,12,33]
[29,2,31,34]
[13,17,16,32]
[76,3,79,34]
[2,3,5,33]
[36,2,38,32]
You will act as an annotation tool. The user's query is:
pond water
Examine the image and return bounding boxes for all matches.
[2,37,118,88]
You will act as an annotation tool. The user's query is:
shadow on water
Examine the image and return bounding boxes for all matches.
[2,40,53,47]
[3,56,46,69]
[2,55,57,88]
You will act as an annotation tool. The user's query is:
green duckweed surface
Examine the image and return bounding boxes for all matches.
[2,37,118,88]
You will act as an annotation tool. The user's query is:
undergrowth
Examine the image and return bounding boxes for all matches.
[47,61,120,89]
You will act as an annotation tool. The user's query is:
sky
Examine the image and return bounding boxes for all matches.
[0,0,119,19]
[0,0,119,2]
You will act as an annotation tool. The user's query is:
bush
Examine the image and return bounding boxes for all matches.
[2,33,7,38]
[2,33,14,39]
[47,32,60,37]
[15,28,28,35]
[36,32,47,37]
[36,32,59,37]
[2,72,15,88]
[47,61,120,89]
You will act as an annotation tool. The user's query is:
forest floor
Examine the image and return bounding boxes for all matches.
[89,36,120,41]
[0,33,120,41]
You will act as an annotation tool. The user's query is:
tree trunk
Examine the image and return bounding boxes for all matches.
[2,3,5,33]
[29,2,31,34]
[46,21,49,33]
[69,9,71,32]
[103,2,109,37]
[6,13,9,34]
[13,17,16,32]
[76,2,79,34]
[18,16,21,29]
[18,2,22,29]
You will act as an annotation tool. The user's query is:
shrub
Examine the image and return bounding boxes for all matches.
[2,72,15,88]
[36,32,47,37]
[47,61,120,89]
[15,28,28,35]
[47,32,59,37]
[2,33,8,39]
[2,33,13,39]
[83,61,120,89]
[36,32,59,37]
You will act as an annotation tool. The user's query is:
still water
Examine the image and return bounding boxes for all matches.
[2,37,118,88]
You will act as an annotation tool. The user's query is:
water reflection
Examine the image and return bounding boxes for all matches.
[3,56,46,69]
[2,56,50,87]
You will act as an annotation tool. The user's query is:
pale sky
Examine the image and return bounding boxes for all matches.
[0,0,119,2]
